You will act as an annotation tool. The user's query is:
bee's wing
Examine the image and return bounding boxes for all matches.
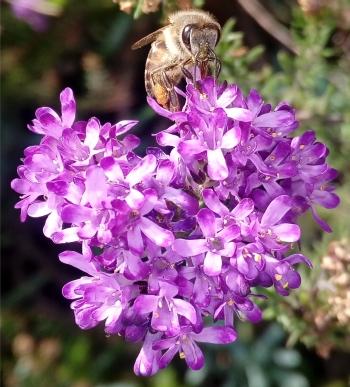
[131,27,167,50]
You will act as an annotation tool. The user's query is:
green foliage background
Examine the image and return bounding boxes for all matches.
[1,1,350,386]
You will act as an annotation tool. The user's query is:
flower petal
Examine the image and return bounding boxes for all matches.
[203,251,222,276]
[43,210,62,238]
[203,188,228,216]
[312,191,340,209]
[285,253,312,268]
[156,159,175,185]
[178,139,205,157]
[311,207,332,232]
[147,96,173,118]
[113,120,138,136]
[221,127,241,149]
[60,87,76,127]
[243,304,262,323]
[159,345,179,369]
[125,188,145,211]
[261,195,292,227]
[62,279,86,299]
[217,224,240,243]
[272,223,300,242]
[100,157,124,182]
[84,166,107,208]
[139,217,174,248]
[163,187,199,215]
[173,238,208,256]
[173,298,197,324]
[126,154,157,186]
[153,337,178,351]
[193,326,237,344]
[52,227,80,243]
[197,208,217,237]
[231,198,255,219]
[253,110,294,128]
[61,204,94,223]
[133,295,158,315]
[134,332,161,377]
[127,226,144,255]
[84,118,100,150]
[59,250,96,276]
[27,201,51,217]
[225,108,252,122]
[182,340,204,370]
[156,132,180,147]
[207,148,228,181]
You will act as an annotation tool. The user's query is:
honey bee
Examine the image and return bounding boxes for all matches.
[132,9,221,112]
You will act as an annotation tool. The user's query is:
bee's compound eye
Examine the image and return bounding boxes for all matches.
[214,27,221,46]
[182,24,193,48]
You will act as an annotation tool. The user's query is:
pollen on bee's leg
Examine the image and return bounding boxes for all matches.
[154,83,169,107]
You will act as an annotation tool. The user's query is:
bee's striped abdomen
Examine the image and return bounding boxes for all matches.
[145,39,169,98]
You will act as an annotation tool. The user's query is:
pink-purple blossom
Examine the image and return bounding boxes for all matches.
[11,78,339,376]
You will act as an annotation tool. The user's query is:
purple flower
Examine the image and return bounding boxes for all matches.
[235,243,265,280]
[247,89,298,136]
[11,79,339,376]
[186,78,252,121]
[60,247,135,334]
[178,109,241,180]
[174,208,240,276]
[290,131,328,181]
[153,325,237,370]
[214,293,262,326]
[259,253,312,296]
[29,88,76,137]
[133,281,197,336]
[255,195,301,250]
[134,331,162,376]
[203,189,254,237]
[308,168,340,232]
[244,141,297,197]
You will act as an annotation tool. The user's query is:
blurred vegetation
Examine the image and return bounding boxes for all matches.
[1,0,350,386]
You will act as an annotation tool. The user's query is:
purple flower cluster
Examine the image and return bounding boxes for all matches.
[11,78,339,375]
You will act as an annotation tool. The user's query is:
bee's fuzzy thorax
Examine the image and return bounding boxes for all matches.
[168,9,219,27]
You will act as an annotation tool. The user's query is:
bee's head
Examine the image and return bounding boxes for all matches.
[181,23,220,60]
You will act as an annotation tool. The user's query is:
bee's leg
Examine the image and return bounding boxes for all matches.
[181,66,194,83]
[214,56,221,78]
[150,62,188,111]
[159,70,180,112]
[158,69,172,90]
[168,90,180,112]
[150,72,169,108]
[207,57,221,79]
[207,48,221,79]
[193,54,206,88]
[194,61,198,86]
